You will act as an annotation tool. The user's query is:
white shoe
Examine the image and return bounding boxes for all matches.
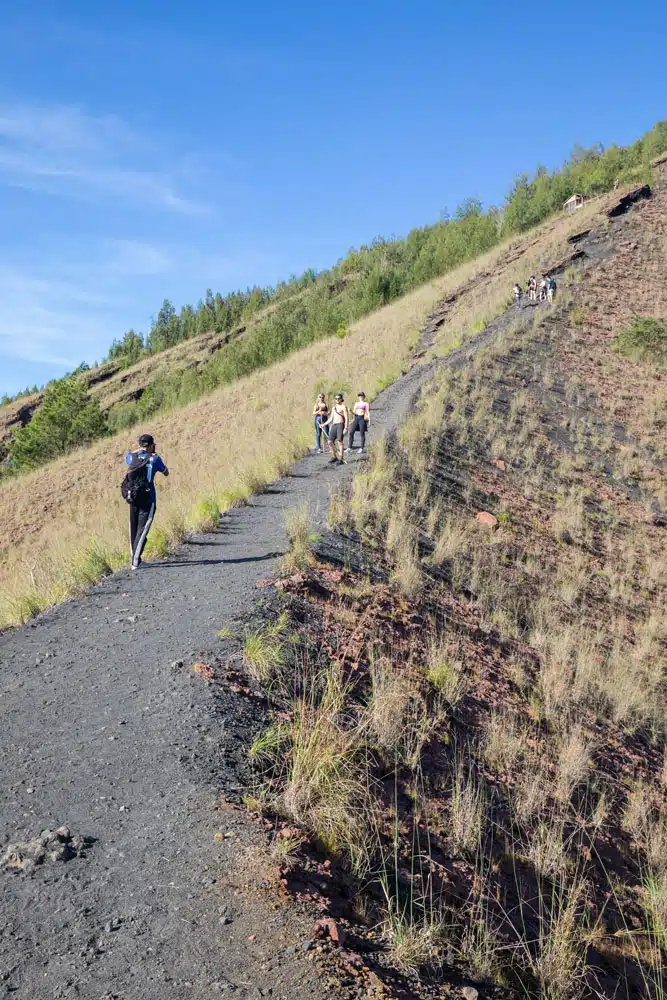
[357,448,366,453]
[131,564,138,571]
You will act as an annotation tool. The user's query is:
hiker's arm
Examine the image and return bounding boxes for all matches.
[366,404,370,426]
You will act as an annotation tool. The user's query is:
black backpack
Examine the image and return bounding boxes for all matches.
[121,455,151,504]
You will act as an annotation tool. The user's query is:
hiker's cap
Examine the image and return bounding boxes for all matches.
[335,393,343,401]
[138,433,154,448]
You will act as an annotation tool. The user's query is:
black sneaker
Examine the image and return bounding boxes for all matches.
[338,459,346,465]
[328,457,338,464]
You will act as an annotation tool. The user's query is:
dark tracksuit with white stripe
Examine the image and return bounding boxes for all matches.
[125,451,167,568]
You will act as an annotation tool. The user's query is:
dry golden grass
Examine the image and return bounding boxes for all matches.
[280,503,315,574]
[527,819,568,877]
[390,538,423,599]
[530,874,588,1000]
[242,612,289,684]
[384,910,445,975]
[514,759,552,827]
[450,759,486,855]
[0,275,451,628]
[555,728,591,805]
[368,658,413,753]
[280,667,376,872]
[426,639,467,709]
[485,710,524,774]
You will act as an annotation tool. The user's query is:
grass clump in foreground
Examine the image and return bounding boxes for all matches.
[242,612,289,684]
[280,504,316,573]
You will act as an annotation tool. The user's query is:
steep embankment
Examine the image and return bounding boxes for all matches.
[240,185,666,998]
[0,191,623,629]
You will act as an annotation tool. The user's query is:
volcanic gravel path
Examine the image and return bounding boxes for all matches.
[0,361,432,1000]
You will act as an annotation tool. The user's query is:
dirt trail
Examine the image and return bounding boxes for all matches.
[0,363,431,1000]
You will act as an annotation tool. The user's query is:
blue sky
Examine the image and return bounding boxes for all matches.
[1,0,665,396]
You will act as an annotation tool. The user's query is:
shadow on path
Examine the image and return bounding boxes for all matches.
[142,551,284,569]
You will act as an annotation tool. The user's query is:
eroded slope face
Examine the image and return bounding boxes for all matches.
[249,191,666,998]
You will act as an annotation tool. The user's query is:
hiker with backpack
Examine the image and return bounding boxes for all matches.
[513,283,523,305]
[122,433,169,570]
[546,275,556,303]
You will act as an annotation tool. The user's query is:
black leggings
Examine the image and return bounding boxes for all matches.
[348,416,367,449]
[129,501,156,566]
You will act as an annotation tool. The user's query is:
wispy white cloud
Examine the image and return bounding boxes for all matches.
[0,235,286,374]
[0,238,176,370]
[0,104,205,213]
[104,240,173,278]
[0,291,115,370]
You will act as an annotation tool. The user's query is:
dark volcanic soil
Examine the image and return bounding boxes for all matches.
[0,364,431,1000]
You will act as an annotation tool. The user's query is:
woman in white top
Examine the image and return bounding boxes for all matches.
[347,392,370,452]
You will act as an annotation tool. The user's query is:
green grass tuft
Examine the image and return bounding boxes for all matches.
[614,316,667,367]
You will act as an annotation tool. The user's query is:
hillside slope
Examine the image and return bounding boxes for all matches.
[0,368,432,1000]
[0,190,628,628]
[239,183,666,997]
[4,121,666,469]
[1,177,665,1000]
[0,316,259,450]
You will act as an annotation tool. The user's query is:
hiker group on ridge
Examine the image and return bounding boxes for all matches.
[513,274,556,305]
[313,390,370,465]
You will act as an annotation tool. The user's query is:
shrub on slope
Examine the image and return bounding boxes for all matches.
[614,316,667,367]
[9,376,107,472]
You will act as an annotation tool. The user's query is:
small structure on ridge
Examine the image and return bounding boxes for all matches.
[563,193,586,213]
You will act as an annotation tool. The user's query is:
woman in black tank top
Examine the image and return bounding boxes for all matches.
[313,393,329,453]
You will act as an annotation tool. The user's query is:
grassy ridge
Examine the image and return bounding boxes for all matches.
[105,117,667,370]
[2,120,666,475]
